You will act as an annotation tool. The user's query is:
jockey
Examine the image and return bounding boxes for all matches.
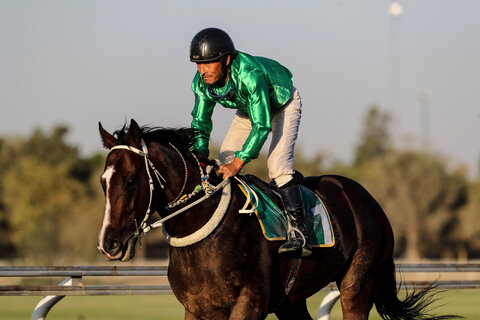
[189,27,312,258]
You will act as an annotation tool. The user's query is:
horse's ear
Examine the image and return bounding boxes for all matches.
[128,119,142,148]
[99,122,118,149]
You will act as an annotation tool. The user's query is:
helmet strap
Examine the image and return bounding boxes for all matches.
[215,55,231,86]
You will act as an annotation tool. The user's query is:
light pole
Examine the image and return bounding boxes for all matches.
[388,2,403,113]
[417,92,430,151]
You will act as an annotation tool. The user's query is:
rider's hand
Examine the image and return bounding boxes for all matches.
[217,157,245,180]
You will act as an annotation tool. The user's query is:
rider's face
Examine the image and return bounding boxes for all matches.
[196,55,230,85]
[197,61,222,85]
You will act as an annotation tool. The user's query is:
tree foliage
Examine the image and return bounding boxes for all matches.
[0,126,104,264]
[350,151,468,260]
[0,109,477,263]
[345,106,469,260]
[457,180,480,257]
[226,105,472,260]
[353,105,392,165]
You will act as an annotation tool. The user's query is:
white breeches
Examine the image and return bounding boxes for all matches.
[219,87,302,187]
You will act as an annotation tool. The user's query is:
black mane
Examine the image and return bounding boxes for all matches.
[113,125,201,154]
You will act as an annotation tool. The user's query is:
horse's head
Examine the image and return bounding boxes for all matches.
[97,119,154,261]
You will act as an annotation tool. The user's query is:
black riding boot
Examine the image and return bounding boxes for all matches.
[278,183,312,258]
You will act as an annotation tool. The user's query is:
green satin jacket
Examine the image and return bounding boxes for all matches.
[191,51,293,163]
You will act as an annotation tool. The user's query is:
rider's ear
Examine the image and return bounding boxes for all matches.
[99,122,118,149]
[128,119,142,148]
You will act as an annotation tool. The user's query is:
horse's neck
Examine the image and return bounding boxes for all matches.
[163,187,223,239]
[169,196,223,239]
[151,144,201,204]
[152,145,218,236]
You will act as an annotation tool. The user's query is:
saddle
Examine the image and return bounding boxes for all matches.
[239,174,285,209]
[239,170,306,208]
[235,173,335,247]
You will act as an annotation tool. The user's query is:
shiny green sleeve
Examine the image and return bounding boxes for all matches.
[191,90,216,157]
[235,70,272,163]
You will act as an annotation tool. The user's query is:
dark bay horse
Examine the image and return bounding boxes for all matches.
[97,119,455,320]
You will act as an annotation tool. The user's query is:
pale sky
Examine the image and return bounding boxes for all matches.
[1,1,479,176]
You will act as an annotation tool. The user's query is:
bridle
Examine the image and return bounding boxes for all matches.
[108,139,228,245]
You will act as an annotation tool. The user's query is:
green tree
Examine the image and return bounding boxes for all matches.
[0,126,106,263]
[457,179,480,258]
[0,138,15,257]
[354,105,392,166]
[362,152,467,260]
[4,157,81,263]
[347,106,468,260]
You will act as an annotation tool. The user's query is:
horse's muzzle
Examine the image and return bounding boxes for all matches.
[97,235,137,262]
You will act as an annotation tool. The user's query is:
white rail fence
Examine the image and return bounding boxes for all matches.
[0,263,479,320]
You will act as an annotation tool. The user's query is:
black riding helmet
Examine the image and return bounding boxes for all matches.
[190,28,236,63]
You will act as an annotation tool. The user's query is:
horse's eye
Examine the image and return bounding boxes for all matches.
[126,177,137,188]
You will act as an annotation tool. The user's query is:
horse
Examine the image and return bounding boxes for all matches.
[97,119,455,320]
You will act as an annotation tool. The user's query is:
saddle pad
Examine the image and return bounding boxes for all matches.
[239,184,335,247]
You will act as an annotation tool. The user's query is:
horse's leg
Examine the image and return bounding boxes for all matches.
[337,245,384,320]
[275,299,312,320]
[184,309,200,320]
[228,289,266,320]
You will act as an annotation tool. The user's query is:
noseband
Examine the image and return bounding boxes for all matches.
[108,139,229,244]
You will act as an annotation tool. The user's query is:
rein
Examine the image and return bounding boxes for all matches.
[109,139,229,245]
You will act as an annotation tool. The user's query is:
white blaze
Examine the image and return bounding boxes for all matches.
[98,166,116,247]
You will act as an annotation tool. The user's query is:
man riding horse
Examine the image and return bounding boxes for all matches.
[189,27,312,257]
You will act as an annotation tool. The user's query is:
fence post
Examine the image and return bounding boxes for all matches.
[30,276,82,320]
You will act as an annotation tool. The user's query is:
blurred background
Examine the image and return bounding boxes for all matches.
[0,0,479,264]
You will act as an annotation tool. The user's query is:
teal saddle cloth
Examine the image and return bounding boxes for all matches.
[238,183,335,247]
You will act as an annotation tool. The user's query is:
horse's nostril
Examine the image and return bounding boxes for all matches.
[106,240,123,256]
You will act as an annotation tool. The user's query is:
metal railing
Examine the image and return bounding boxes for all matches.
[0,266,170,296]
[0,263,479,320]
[316,262,480,320]
[0,266,171,320]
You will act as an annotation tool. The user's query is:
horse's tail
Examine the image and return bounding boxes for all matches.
[374,258,461,320]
